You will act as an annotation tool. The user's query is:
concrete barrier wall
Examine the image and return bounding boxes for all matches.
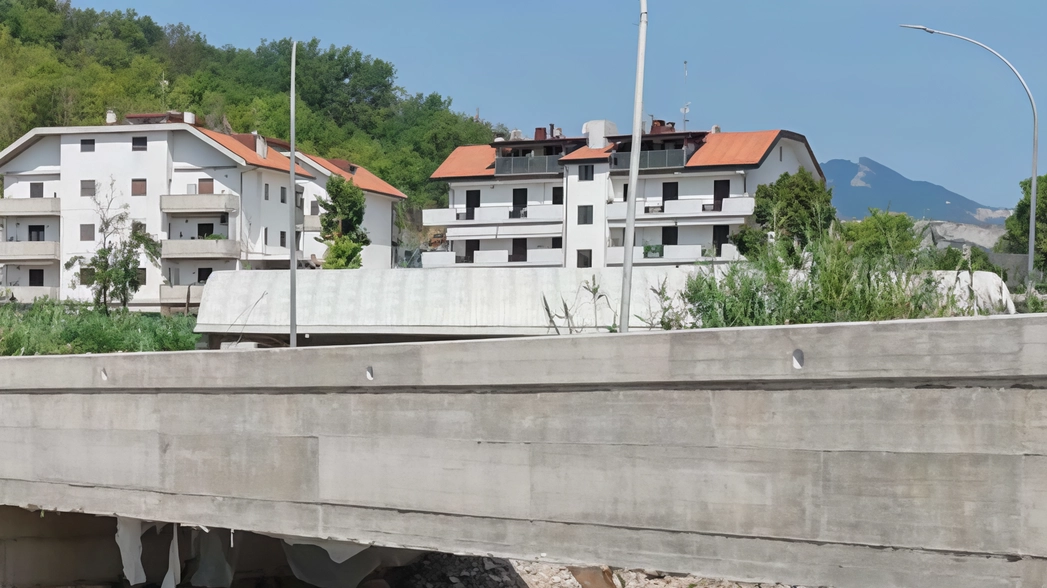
[1,315,1047,587]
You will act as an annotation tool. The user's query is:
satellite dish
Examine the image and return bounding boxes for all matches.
[680,103,690,115]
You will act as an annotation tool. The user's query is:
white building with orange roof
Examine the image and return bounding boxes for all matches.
[424,120,823,269]
[0,111,404,311]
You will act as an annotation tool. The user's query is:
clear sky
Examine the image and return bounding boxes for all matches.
[78,0,1047,208]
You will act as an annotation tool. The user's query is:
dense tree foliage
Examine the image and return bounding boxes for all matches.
[316,175,368,269]
[0,0,499,209]
[752,167,836,247]
[996,174,1047,272]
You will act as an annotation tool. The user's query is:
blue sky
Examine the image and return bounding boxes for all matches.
[79,0,1046,208]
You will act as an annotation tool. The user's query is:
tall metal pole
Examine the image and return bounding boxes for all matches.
[288,41,298,348]
[619,0,648,333]
[902,25,1038,283]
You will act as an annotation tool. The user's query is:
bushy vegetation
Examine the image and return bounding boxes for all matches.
[996,174,1047,272]
[0,299,199,355]
[316,175,368,268]
[0,0,501,209]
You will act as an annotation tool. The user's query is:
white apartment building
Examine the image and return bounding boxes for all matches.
[423,120,823,269]
[0,111,403,311]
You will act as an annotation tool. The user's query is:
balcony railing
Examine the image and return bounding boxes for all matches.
[606,197,754,221]
[160,285,204,305]
[421,248,562,268]
[0,198,61,216]
[0,241,60,262]
[423,205,564,226]
[5,286,58,301]
[494,154,563,175]
[160,194,238,214]
[610,149,687,170]
[161,238,239,259]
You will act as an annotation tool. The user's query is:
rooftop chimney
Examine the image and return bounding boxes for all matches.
[534,127,547,141]
[710,125,721,134]
[105,110,117,125]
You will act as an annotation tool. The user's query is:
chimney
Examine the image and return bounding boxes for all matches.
[651,119,665,134]
[184,112,196,125]
[534,127,547,141]
[549,124,555,138]
[105,110,117,125]
[710,125,721,134]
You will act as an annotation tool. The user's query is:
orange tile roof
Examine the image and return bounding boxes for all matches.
[305,155,406,199]
[430,145,496,179]
[686,130,782,168]
[559,144,615,162]
[197,128,314,177]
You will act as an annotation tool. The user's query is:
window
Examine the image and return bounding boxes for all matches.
[552,236,562,249]
[512,188,528,208]
[310,201,320,215]
[198,179,214,194]
[29,269,43,287]
[280,231,287,247]
[577,204,593,225]
[198,268,213,283]
[780,145,783,162]
[280,187,287,204]
[465,190,480,209]
[80,180,95,197]
[465,239,479,262]
[197,223,214,239]
[264,184,270,201]
[80,224,95,241]
[131,178,147,196]
[264,228,269,245]
[296,188,304,209]
[132,136,147,151]
[662,226,678,246]
[579,164,595,181]
[27,225,44,241]
[80,139,95,152]
[552,186,563,205]
[662,182,679,201]
[577,249,593,268]
[219,213,228,225]
[136,268,147,286]
[623,183,629,202]
[80,268,96,286]
[29,183,43,199]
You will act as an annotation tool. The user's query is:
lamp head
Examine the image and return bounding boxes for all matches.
[900,24,936,34]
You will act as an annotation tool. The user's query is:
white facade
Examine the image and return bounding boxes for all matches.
[0,118,402,310]
[423,124,822,270]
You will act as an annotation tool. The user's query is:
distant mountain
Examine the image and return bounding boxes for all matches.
[822,157,1012,225]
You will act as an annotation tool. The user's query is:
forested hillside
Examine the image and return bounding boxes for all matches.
[0,0,500,209]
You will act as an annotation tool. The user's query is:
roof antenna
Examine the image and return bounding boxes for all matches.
[680,61,690,131]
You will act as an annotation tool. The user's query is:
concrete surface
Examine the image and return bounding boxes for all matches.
[1,315,1047,587]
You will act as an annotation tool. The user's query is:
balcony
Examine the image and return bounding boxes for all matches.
[610,149,687,170]
[303,215,321,232]
[0,198,61,217]
[606,243,742,265]
[607,197,754,224]
[160,285,204,306]
[494,154,562,175]
[161,239,239,259]
[6,286,58,301]
[0,241,60,262]
[424,205,564,226]
[421,247,562,268]
[160,194,238,214]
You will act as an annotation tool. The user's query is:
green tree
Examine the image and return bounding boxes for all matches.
[63,178,160,313]
[315,175,368,269]
[840,209,921,259]
[752,167,836,246]
[996,174,1047,272]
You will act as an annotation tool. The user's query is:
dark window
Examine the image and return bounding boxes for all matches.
[29,183,43,199]
[577,249,593,268]
[623,183,629,202]
[28,225,44,241]
[579,165,595,181]
[264,184,270,200]
[198,268,213,283]
[131,178,147,196]
[662,226,678,246]
[780,145,783,162]
[280,231,287,247]
[577,205,593,225]
[197,223,214,238]
[264,228,269,245]
[80,180,95,197]
[552,236,562,249]
[465,239,479,262]
[280,187,287,204]
[80,268,96,286]
[310,201,319,215]
[136,267,147,286]
[28,269,43,287]
[662,182,679,201]
[552,186,564,205]
[80,139,95,152]
[219,213,228,225]
[199,178,214,194]
[510,238,527,262]
[80,224,95,241]
[465,189,481,209]
[132,136,147,151]
[713,225,730,257]
[512,188,528,208]
[296,189,304,209]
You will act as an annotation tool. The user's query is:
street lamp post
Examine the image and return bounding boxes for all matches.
[901,24,1038,283]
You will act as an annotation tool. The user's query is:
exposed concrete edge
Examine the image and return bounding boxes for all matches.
[0,314,1045,392]
[2,478,1041,588]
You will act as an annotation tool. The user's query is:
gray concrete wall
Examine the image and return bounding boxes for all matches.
[0,507,121,587]
[1,315,1047,587]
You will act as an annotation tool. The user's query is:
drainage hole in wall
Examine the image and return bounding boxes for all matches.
[100,368,109,381]
[365,366,374,381]
[792,349,804,370]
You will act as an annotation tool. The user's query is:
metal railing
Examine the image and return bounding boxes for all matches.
[494,154,563,175]
[611,149,687,170]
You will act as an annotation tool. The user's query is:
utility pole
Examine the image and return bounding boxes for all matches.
[288,41,298,348]
[619,0,648,333]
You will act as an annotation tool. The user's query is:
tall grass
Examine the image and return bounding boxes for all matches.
[0,299,199,356]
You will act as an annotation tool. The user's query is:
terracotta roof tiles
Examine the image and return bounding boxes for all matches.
[559,144,615,162]
[198,128,313,177]
[305,155,407,199]
[430,145,496,179]
[686,130,782,168]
